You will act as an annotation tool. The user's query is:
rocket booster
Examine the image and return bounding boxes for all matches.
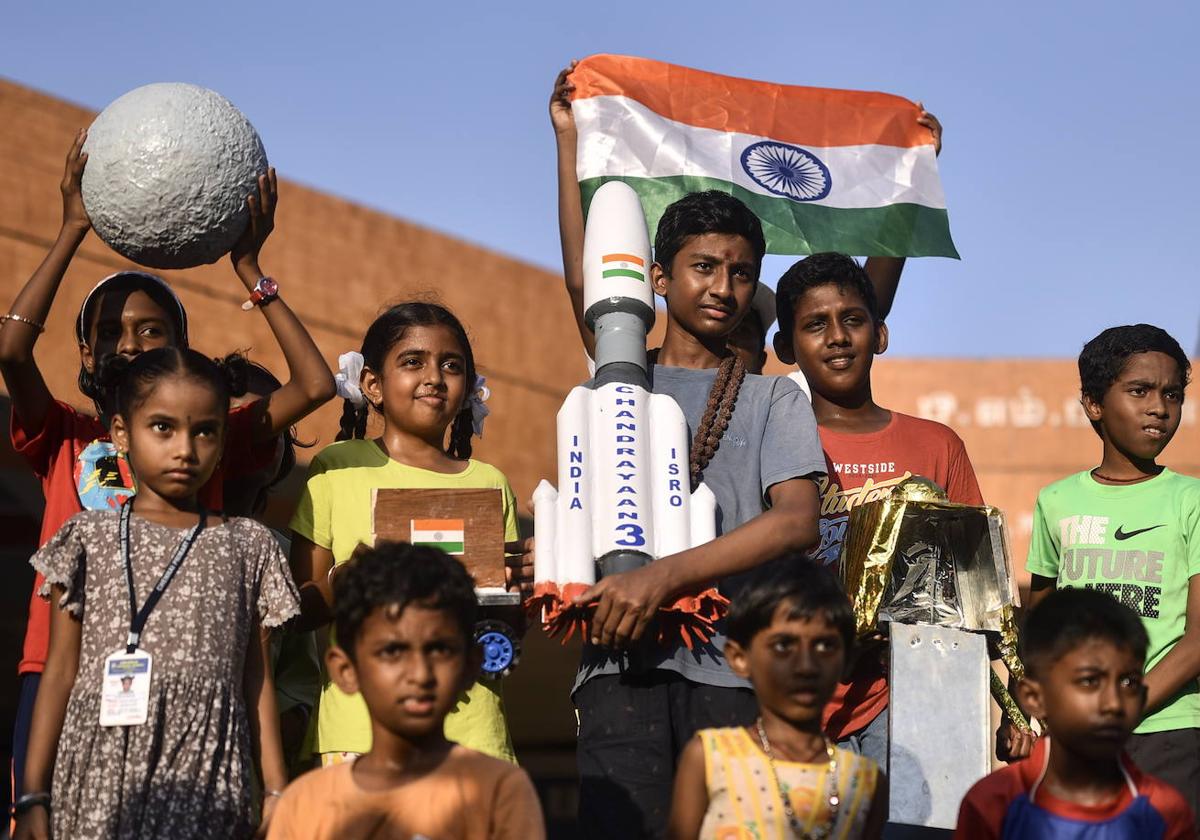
[534,182,715,594]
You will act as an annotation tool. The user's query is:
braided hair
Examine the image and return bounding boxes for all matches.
[96,346,237,424]
[689,355,746,489]
[336,302,478,461]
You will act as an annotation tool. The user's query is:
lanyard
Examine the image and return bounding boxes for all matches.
[119,500,206,654]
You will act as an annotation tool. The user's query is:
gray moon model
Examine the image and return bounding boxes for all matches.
[81,83,268,269]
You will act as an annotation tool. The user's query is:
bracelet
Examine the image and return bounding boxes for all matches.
[0,313,46,333]
[12,791,51,816]
[265,789,284,799]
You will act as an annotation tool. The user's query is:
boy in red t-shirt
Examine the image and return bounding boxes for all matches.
[955,588,1194,839]
[773,252,995,769]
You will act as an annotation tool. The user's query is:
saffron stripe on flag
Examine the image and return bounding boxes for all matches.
[570,54,929,149]
[411,519,464,531]
[602,253,645,267]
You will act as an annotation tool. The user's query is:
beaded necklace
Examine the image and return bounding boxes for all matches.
[755,718,840,840]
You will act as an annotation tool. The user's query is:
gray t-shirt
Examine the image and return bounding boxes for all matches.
[576,364,826,691]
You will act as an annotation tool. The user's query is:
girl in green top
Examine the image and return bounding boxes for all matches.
[289,302,524,764]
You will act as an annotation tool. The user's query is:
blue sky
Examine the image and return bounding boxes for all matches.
[4,2,1197,358]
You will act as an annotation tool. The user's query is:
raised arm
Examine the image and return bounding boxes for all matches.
[550,61,595,359]
[13,587,81,840]
[0,131,92,434]
[862,105,943,321]
[230,169,336,444]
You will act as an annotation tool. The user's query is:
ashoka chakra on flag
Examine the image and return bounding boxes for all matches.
[740,141,832,202]
[570,54,958,259]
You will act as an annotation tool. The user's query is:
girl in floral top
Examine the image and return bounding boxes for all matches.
[14,348,300,840]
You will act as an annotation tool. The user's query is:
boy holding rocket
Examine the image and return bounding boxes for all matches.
[550,65,827,838]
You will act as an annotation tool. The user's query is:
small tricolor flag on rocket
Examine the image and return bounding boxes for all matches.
[601,253,645,282]
[410,519,465,555]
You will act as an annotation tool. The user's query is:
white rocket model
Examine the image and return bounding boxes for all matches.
[531,182,717,638]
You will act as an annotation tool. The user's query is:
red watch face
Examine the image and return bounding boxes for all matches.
[257,277,279,297]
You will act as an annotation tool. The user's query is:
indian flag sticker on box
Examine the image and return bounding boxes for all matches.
[602,253,645,282]
[410,519,465,555]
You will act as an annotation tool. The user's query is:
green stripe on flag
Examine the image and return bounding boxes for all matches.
[414,541,465,554]
[602,268,645,281]
[580,176,959,259]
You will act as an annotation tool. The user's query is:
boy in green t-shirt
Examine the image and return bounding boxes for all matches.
[1027,323,1200,816]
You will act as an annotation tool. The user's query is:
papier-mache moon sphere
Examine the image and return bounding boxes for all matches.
[81,83,268,269]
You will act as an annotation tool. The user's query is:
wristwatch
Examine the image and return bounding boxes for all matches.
[245,276,279,309]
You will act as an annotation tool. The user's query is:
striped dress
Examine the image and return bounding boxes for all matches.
[698,727,879,840]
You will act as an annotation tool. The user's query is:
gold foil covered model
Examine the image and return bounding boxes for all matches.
[839,476,1018,637]
[839,476,1030,731]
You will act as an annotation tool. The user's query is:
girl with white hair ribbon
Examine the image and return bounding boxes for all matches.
[288,301,526,767]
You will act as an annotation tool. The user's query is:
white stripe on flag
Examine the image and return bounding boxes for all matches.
[411,529,464,544]
[573,95,947,210]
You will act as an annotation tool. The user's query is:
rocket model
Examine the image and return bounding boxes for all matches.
[531,182,724,644]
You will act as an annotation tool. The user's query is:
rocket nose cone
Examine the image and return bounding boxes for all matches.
[589,180,643,219]
[585,182,650,259]
[583,180,653,316]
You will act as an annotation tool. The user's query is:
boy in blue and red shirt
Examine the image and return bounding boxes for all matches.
[955,588,1194,839]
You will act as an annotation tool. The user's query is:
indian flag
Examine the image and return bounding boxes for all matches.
[602,252,645,282]
[410,519,465,555]
[571,54,958,258]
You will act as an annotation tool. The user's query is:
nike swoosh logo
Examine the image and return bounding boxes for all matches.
[1114,524,1166,540]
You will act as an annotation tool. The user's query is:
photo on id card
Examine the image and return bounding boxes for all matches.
[100,650,152,727]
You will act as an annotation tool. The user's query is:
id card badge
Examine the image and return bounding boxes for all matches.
[99,650,152,727]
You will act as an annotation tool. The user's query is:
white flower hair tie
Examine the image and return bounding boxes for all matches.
[335,351,366,407]
[469,374,490,437]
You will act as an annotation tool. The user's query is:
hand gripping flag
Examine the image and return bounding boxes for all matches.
[571,54,958,259]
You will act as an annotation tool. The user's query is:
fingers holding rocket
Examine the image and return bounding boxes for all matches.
[576,563,672,647]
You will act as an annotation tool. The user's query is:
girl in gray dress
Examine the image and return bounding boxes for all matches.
[13,348,301,840]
